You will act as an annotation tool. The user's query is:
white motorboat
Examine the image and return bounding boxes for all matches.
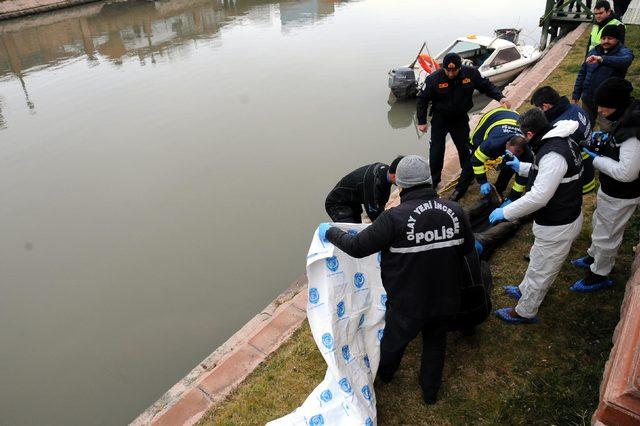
[388,29,544,100]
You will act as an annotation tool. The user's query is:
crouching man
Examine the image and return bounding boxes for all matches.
[489,108,584,324]
[571,78,640,291]
[319,155,475,404]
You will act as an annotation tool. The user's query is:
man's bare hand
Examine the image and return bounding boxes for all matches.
[571,98,579,105]
[499,98,512,109]
[418,124,428,133]
[586,55,603,64]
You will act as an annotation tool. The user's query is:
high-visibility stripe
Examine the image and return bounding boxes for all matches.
[473,165,487,175]
[512,182,526,193]
[390,238,464,254]
[470,107,513,142]
[582,179,597,193]
[474,148,490,163]
[483,118,519,140]
[560,172,582,183]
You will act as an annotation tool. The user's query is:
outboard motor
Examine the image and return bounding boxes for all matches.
[388,66,417,100]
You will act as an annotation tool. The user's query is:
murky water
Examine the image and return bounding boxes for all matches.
[0,0,542,424]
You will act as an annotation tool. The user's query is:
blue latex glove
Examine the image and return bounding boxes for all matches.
[591,130,609,142]
[500,198,513,208]
[489,208,505,224]
[474,240,484,256]
[318,223,332,244]
[505,152,520,173]
[582,147,598,158]
[480,182,492,196]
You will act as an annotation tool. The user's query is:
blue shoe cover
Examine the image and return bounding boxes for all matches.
[569,278,614,293]
[571,256,592,270]
[494,308,538,324]
[503,286,522,300]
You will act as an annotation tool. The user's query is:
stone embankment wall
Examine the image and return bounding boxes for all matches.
[132,23,589,426]
[593,245,640,424]
[0,0,101,20]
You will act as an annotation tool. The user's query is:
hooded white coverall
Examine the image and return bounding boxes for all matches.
[587,136,640,276]
[503,121,583,319]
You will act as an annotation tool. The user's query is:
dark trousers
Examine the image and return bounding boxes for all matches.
[378,307,450,398]
[430,114,474,192]
[582,99,598,126]
[326,204,362,223]
[613,0,630,18]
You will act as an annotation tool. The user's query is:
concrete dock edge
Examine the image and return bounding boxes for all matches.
[132,22,588,426]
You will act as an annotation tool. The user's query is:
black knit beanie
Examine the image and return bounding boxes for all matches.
[601,24,622,40]
[595,77,633,109]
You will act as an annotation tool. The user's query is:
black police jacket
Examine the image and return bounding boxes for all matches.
[417,66,504,124]
[326,186,475,319]
[325,163,391,221]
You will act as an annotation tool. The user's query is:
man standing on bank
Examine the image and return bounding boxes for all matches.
[325,157,404,223]
[417,52,510,201]
[571,78,640,292]
[489,109,584,324]
[588,0,626,51]
[319,155,475,404]
[573,19,633,123]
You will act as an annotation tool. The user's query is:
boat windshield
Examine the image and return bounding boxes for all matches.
[446,41,494,67]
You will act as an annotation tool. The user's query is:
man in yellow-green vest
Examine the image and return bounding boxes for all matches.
[588,0,625,51]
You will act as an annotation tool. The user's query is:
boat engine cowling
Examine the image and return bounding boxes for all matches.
[388,66,417,100]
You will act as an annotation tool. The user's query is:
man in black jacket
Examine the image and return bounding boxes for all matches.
[417,52,510,201]
[571,78,640,291]
[325,157,403,223]
[319,155,475,404]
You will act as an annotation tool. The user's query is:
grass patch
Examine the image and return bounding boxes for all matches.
[201,25,640,425]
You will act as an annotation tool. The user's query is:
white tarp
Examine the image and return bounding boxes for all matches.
[267,223,386,426]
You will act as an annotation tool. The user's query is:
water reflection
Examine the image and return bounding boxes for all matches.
[0,0,350,80]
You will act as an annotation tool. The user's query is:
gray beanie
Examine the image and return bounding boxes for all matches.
[395,155,432,188]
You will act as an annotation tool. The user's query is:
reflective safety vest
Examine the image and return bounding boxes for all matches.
[589,18,624,50]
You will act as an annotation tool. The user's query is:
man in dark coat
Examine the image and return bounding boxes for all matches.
[319,155,475,404]
[573,24,634,123]
[417,53,510,201]
[325,156,403,223]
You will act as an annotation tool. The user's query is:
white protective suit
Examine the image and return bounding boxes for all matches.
[503,121,583,319]
[268,223,385,426]
[588,136,640,276]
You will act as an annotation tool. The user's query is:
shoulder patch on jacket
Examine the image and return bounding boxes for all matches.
[438,82,449,89]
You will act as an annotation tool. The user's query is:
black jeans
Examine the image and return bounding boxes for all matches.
[378,307,451,398]
[430,114,474,193]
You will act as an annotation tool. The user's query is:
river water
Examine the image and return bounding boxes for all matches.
[0,0,542,424]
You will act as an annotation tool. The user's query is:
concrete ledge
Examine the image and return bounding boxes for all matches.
[593,244,640,425]
[131,275,308,425]
[0,0,103,21]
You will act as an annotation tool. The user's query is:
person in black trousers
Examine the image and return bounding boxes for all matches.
[319,155,476,404]
[417,52,510,201]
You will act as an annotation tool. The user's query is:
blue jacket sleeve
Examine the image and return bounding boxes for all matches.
[572,59,588,101]
[601,45,634,70]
